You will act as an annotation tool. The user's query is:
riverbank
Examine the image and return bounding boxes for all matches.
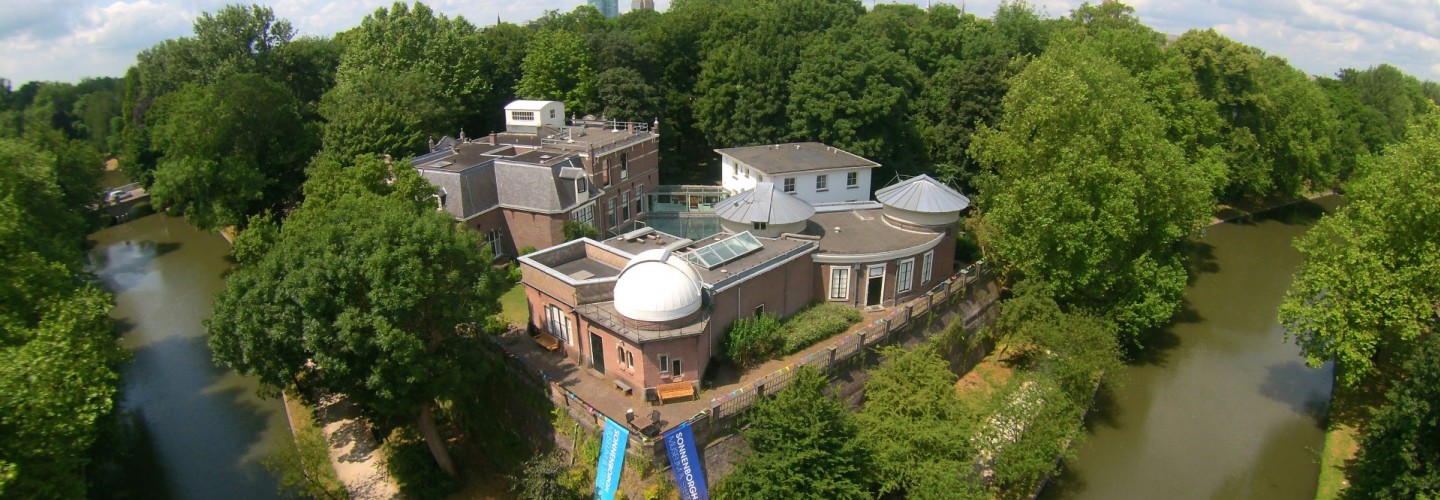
[1210,189,1336,226]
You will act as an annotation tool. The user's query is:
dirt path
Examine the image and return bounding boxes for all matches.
[312,391,402,499]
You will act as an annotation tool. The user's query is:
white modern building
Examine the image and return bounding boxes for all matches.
[717,143,879,205]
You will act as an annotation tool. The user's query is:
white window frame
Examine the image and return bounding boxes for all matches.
[634,185,644,214]
[755,304,765,316]
[829,266,850,301]
[753,221,767,231]
[816,174,828,191]
[577,177,588,194]
[897,258,915,293]
[847,171,859,188]
[510,111,535,121]
[621,192,631,221]
[783,177,796,193]
[922,250,934,284]
[620,152,629,179]
[659,354,670,374]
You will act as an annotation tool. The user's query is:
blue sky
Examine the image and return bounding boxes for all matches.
[2,0,1437,86]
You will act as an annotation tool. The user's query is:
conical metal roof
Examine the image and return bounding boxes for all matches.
[714,182,816,225]
[874,174,971,213]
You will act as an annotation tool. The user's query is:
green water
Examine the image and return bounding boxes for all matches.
[1043,198,1340,499]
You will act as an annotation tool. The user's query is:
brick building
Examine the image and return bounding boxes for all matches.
[412,100,660,258]
[518,172,970,399]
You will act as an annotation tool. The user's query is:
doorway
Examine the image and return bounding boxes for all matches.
[589,332,606,374]
[865,264,885,308]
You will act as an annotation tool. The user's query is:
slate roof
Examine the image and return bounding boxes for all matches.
[715,142,880,175]
[713,182,815,225]
[874,174,971,213]
[413,143,593,219]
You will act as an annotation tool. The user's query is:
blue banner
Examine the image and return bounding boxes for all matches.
[594,417,629,500]
[664,422,709,500]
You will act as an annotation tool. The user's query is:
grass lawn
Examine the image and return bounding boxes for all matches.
[498,284,529,329]
[1315,369,1391,499]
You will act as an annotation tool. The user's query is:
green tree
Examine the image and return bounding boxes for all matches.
[331,2,490,133]
[787,28,924,174]
[595,67,658,122]
[207,165,507,477]
[517,30,598,114]
[121,5,299,185]
[969,40,1215,345]
[1344,334,1440,499]
[1170,29,1271,199]
[0,137,123,499]
[318,68,454,162]
[716,367,871,499]
[147,73,315,230]
[857,344,982,497]
[1279,114,1440,386]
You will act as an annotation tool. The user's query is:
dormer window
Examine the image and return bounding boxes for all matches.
[753,221,767,231]
[577,177,588,194]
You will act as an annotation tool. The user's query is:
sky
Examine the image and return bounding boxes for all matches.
[1,0,1437,87]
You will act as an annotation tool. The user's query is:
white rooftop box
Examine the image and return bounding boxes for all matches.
[505,100,565,132]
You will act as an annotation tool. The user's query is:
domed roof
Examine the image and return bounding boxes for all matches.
[614,249,703,323]
[875,174,970,213]
[714,182,815,225]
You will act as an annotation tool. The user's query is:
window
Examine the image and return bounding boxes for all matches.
[754,304,765,316]
[549,109,556,119]
[576,177,588,194]
[616,344,626,367]
[816,174,828,191]
[783,177,796,193]
[621,193,631,221]
[510,111,535,121]
[626,351,634,369]
[671,359,682,379]
[847,171,859,188]
[603,159,612,187]
[572,204,595,227]
[897,258,915,293]
[607,198,617,229]
[634,186,644,214]
[829,266,850,300]
[487,229,503,257]
[922,250,934,284]
[620,152,629,179]
[659,354,670,374]
[752,221,767,231]
[544,305,570,342]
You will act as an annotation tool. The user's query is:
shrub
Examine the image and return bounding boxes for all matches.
[724,314,783,368]
[779,304,863,354]
[564,220,599,241]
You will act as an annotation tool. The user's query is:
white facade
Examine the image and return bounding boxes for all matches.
[504,100,566,131]
[722,157,873,205]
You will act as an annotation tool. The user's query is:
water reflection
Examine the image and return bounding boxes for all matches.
[89,215,284,499]
[1042,197,1340,499]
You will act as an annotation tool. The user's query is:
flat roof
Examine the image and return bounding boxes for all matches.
[716,142,880,175]
[807,209,941,256]
[602,230,815,291]
[552,258,620,281]
[511,148,576,166]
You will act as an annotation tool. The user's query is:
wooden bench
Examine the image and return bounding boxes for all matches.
[614,379,633,396]
[656,381,696,404]
[532,332,561,352]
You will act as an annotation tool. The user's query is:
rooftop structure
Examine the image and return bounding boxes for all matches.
[411,100,661,257]
[719,142,878,205]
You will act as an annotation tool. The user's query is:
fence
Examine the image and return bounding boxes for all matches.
[487,260,998,461]
[686,261,997,442]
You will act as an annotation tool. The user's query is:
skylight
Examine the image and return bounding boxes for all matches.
[685,232,763,269]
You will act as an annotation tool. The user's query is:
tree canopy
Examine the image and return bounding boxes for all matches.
[1280,113,1440,387]
[207,161,507,475]
[969,38,1216,344]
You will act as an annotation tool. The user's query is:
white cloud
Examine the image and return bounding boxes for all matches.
[1,0,1436,85]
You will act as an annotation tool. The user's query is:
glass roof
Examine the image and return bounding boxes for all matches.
[685,232,763,269]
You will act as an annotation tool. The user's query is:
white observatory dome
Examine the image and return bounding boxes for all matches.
[613,249,703,323]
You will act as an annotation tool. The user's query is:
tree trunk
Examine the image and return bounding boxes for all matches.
[416,404,457,477]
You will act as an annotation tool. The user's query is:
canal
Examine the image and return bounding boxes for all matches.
[1042,197,1340,499]
[89,214,286,499]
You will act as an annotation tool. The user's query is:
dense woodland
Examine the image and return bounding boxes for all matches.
[1,0,1437,497]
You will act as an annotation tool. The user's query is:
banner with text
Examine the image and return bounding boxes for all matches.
[664,422,709,500]
[594,417,629,500]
